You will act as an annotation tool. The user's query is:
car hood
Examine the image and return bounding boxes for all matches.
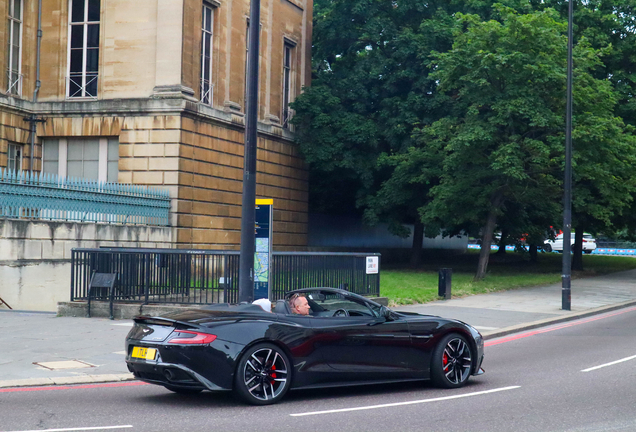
[392,310,476,329]
[392,310,442,320]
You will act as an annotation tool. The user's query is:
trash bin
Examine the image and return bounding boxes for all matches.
[438,268,452,300]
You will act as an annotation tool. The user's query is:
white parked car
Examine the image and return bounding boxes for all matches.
[543,233,597,254]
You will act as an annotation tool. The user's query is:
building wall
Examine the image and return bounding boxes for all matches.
[27,98,308,249]
[1,0,311,251]
[0,219,173,311]
[22,0,310,117]
[0,102,33,171]
[101,0,159,98]
[176,110,308,249]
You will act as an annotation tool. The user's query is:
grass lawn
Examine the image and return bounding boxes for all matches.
[380,251,636,306]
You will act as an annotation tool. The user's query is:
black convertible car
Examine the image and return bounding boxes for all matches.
[125,287,484,405]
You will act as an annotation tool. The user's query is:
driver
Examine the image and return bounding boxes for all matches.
[289,294,311,316]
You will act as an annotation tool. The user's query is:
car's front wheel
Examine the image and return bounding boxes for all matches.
[430,333,474,389]
[233,343,291,405]
[543,244,552,253]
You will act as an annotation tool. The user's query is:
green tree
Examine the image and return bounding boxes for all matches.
[293,0,526,264]
[530,0,636,125]
[295,1,636,278]
[529,0,636,269]
[409,6,635,279]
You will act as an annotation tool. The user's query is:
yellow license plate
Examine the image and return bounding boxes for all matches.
[131,346,157,360]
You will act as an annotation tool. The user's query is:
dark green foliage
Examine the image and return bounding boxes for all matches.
[293,0,636,279]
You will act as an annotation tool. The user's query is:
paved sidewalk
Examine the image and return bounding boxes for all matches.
[0,312,134,388]
[396,269,636,336]
[2,269,636,389]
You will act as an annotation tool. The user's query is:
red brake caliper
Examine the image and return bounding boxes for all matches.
[443,352,449,368]
[270,364,277,384]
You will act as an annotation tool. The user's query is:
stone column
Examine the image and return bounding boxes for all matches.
[153,0,195,99]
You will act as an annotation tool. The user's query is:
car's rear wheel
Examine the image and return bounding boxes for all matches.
[164,385,203,395]
[543,244,552,253]
[430,333,473,389]
[234,343,291,405]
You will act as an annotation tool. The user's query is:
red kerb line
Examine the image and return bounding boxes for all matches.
[485,306,636,347]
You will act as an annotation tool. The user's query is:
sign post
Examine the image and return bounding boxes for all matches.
[254,199,273,300]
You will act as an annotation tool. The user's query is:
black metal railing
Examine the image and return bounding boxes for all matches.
[70,248,380,305]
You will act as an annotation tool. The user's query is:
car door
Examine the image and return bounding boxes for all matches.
[307,291,413,378]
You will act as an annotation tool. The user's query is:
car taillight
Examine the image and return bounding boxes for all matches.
[168,330,217,345]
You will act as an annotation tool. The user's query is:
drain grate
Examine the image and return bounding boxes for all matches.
[33,360,95,370]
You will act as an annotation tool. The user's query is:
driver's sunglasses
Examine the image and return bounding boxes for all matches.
[289,293,301,305]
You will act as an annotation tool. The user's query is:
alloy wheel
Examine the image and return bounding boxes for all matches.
[442,337,472,385]
[242,347,289,402]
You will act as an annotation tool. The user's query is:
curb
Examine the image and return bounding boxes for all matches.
[0,373,135,389]
[481,298,636,340]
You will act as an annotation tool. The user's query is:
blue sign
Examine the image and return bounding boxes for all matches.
[254,199,273,300]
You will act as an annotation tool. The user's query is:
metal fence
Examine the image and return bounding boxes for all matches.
[0,169,170,226]
[71,248,381,305]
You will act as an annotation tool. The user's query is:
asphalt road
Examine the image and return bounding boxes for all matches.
[2,307,636,432]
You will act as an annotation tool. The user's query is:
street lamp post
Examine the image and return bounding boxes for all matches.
[562,0,574,311]
[238,0,261,303]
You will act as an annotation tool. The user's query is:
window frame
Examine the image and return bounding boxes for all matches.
[7,142,23,172]
[42,137,118,182]
[282,40,296,128]
[66,0,101,99]
[200,3,215,106]
[7,0,23,96]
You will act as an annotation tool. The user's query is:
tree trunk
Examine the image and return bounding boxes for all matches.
[410,221,424,268]
[495,229,507,255]
[572,229,583,271]
[529,244,538,263]
[475,194,503,280]
[475,213,499,281]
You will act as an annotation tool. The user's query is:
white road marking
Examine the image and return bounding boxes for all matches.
[581,355,636,372]
[474,326,499,330]
[112,323,133,327]
[290,386,521,417]
[7,426,133,432]
[113,351,127,355]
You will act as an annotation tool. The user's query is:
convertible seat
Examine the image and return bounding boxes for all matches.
[274,299,292,314]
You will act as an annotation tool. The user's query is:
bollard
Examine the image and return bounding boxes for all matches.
[438,268,452,300]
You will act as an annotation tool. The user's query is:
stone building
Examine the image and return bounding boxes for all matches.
[0,0,311,250]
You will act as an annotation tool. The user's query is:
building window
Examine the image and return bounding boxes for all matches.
[67,0,100,98]
[200,3,215,105]
[42,137,118,182]
[7,143,22,172]
[282,41,295,128]
[67,138,99,180]
[42,139,60,175]
[7,0,23,96]
[106,137,119,183]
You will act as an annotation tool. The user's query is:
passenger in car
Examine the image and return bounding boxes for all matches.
[289,293,311,316]
[252,298,272,312]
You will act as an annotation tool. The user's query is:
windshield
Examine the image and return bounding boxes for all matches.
[301,290,381,318]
